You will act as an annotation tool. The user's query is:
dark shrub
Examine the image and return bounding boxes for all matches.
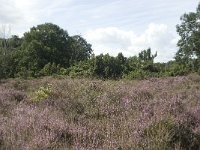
[142,120,200,150]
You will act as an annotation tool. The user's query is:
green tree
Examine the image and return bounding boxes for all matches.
[69,35,92,64]
[92,54,123,79]
[20,23,71,69]
[0,35,22,79]
[8,35,23,48]
[117,52,126,64]
[126,56,140,72]
[139,48,157,63]
[39,62,62,76]
[176,3,200,71]
[15,23,93,77]
[138,48,158,72]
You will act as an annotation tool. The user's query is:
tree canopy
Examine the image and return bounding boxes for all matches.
[176,3,200,71]
[10,23,93,77]
[21,23,71,68]
[175,3,200,72]
[1,2,200,80]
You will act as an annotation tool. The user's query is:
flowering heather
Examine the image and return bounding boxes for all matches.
[0,74,200,149]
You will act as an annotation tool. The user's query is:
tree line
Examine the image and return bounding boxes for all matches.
[1,3,200,79]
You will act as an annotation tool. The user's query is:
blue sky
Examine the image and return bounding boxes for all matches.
[0,0,199,62]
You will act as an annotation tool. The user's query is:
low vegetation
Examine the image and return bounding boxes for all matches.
[1,2,200,150]
[0,74,200,149]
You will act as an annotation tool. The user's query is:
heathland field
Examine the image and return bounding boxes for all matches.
[0,75,200,149]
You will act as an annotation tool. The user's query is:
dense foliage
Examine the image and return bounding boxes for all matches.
[0,23,92,79]
[1,3,200,79]
[175,3,200,73]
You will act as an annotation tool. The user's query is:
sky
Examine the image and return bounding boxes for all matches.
[0,0,199,62]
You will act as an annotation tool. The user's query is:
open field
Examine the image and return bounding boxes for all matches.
[0,75,200,150]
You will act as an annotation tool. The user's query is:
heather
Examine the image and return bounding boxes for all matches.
[1,2,200,150]
[0,74,200,149]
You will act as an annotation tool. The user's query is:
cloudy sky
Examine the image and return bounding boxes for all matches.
[0,0,199,62]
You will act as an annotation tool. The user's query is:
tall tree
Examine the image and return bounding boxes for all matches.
[20,23,71,69]
[138,48,157,63]
[176,3,200,68]
[69,35,92,64]
[0,26,21,79]
[138,48,158,72]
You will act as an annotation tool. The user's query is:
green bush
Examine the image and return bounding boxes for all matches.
[31,84,53,102]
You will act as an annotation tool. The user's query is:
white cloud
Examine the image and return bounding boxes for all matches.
[0,0,22,24]
[0,0,194,62]
[0,0,72,36]
[84,23,179,62]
